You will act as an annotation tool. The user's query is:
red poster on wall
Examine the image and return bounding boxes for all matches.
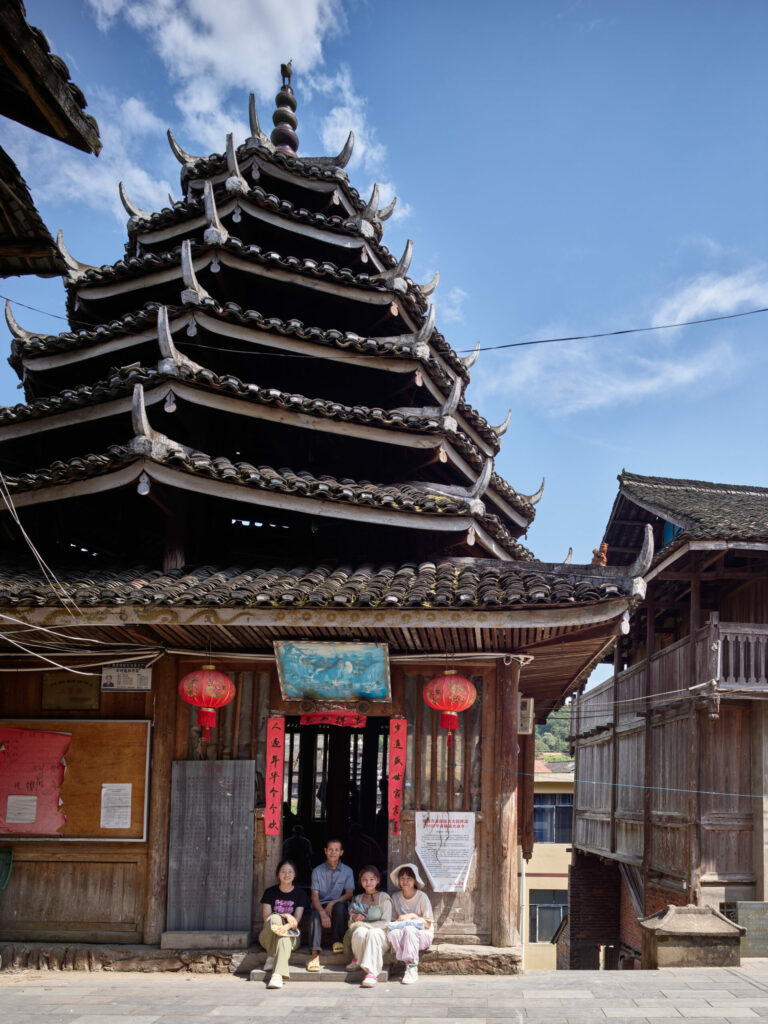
[264,717,285,836]
[388,718,407,836]
[0,727,71,835]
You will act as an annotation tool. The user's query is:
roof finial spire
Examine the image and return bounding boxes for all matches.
[271,60,298,154]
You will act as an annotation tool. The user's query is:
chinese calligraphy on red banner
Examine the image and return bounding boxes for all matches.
[299,712,367,728]
[0,727,71,835]
[388,718,407,836]
[264,717,285,836]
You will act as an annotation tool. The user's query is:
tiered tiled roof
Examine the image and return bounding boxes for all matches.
[1,67,566,583]
[0,559,636,609]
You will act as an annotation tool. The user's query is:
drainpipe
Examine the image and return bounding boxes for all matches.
[520,844,526,972]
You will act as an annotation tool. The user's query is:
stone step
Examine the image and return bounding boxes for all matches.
[250,964,389,984]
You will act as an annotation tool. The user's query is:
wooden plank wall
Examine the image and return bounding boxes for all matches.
[397,668,494,942]
[573,654,757,895]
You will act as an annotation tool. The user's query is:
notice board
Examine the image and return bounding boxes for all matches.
[0,719,150,840]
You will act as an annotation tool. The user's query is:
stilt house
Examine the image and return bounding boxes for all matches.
[0,68,648,955]
[569,472,768,968]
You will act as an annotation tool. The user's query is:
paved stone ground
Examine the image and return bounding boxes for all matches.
[3,960,768,1024]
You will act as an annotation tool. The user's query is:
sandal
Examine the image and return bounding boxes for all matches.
[332,941,345,954]
[307,954,321,972]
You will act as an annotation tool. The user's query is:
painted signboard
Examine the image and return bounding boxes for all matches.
[274,641,391,702]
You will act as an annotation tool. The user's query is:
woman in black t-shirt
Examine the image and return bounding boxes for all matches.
[259,859,310,989]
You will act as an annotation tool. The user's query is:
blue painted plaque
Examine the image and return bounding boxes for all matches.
[274,641,391,702]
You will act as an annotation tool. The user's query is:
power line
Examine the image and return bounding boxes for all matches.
[2,292,766,358]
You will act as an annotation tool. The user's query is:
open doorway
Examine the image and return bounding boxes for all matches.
[281,716,389,886]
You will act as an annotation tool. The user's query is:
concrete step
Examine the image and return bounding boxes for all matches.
[250,964,389,984]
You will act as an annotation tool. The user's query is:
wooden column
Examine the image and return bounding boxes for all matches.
[642,595,655,893]
[492,657,521,947]
[688,572,701,902]
[610,642,621,853]
[143,653,178,944]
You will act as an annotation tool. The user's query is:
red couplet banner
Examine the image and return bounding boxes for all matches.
[388,718,407,835]
[264,717,285,836]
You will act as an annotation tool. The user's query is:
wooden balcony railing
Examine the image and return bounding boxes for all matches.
[571,615,768,739]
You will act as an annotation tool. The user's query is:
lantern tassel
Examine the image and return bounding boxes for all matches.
[198,706,217,741]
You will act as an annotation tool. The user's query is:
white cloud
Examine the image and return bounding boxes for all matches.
[653,266,768,327]
[86,0,344,151]
[308,66,384,173]
[438,286,469,325]
[474,327,737,416]
[4,91,173,227]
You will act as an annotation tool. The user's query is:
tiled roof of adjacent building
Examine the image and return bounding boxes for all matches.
[618,471,768,542]
[0,559,637,609]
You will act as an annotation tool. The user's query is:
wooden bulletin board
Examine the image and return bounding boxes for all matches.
[0,719,150,841]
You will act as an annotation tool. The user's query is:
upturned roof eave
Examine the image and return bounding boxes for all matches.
[0,1,101,155]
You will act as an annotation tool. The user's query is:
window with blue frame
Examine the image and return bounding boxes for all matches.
[533,792,573,843]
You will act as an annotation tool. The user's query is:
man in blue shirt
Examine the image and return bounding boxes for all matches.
[307,838,354,970]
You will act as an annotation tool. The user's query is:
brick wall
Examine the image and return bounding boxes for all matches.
[567,852,620,969]
[619,874,643,955]
[644,882,688,916]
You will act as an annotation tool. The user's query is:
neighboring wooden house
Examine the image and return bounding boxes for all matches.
[0,68,649,959]
[568,471,768,969]
[0,0,101,276]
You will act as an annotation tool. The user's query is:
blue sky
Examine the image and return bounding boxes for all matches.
[2,0,767,565]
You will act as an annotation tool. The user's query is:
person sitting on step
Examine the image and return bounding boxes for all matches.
[387,862,434,985]
[307,837,354,971]
[344,864,393,987]
[259,859,310,989]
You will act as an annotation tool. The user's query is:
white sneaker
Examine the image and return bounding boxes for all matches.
[361,972,378,987]
[401,962,418,984]
[267,972,283,988]
[264,955,275,972]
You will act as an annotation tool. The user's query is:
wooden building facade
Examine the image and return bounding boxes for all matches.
[569,472,768,968]
[0,69,646,954]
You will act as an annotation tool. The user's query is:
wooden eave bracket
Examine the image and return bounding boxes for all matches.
[180,239,211,304]
[129,383,186,459]
[156,306,203,375]
[408,457,494,517]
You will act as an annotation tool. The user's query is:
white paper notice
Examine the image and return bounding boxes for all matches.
[415,811,475,892]
[6,794,37,824]
[100,783,132,829]
[101,661,152,692]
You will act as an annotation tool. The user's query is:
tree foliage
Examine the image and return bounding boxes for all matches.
[535,705,571,756]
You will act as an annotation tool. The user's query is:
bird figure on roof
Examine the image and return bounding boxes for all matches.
[281,60,293,86]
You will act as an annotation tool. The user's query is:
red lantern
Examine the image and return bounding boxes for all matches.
[423,671,477,746]
[178,664,236,741]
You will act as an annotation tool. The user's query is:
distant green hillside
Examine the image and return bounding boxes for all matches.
[535,705,571,757]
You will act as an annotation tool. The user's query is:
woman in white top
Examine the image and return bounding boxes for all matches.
[344,864,393,987]
[387,862,434,984]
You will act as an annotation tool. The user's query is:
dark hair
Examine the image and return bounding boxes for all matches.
[358,864,380,884]
[398,866,416,881]
[276,859,298,878]
[325,837,343,849]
